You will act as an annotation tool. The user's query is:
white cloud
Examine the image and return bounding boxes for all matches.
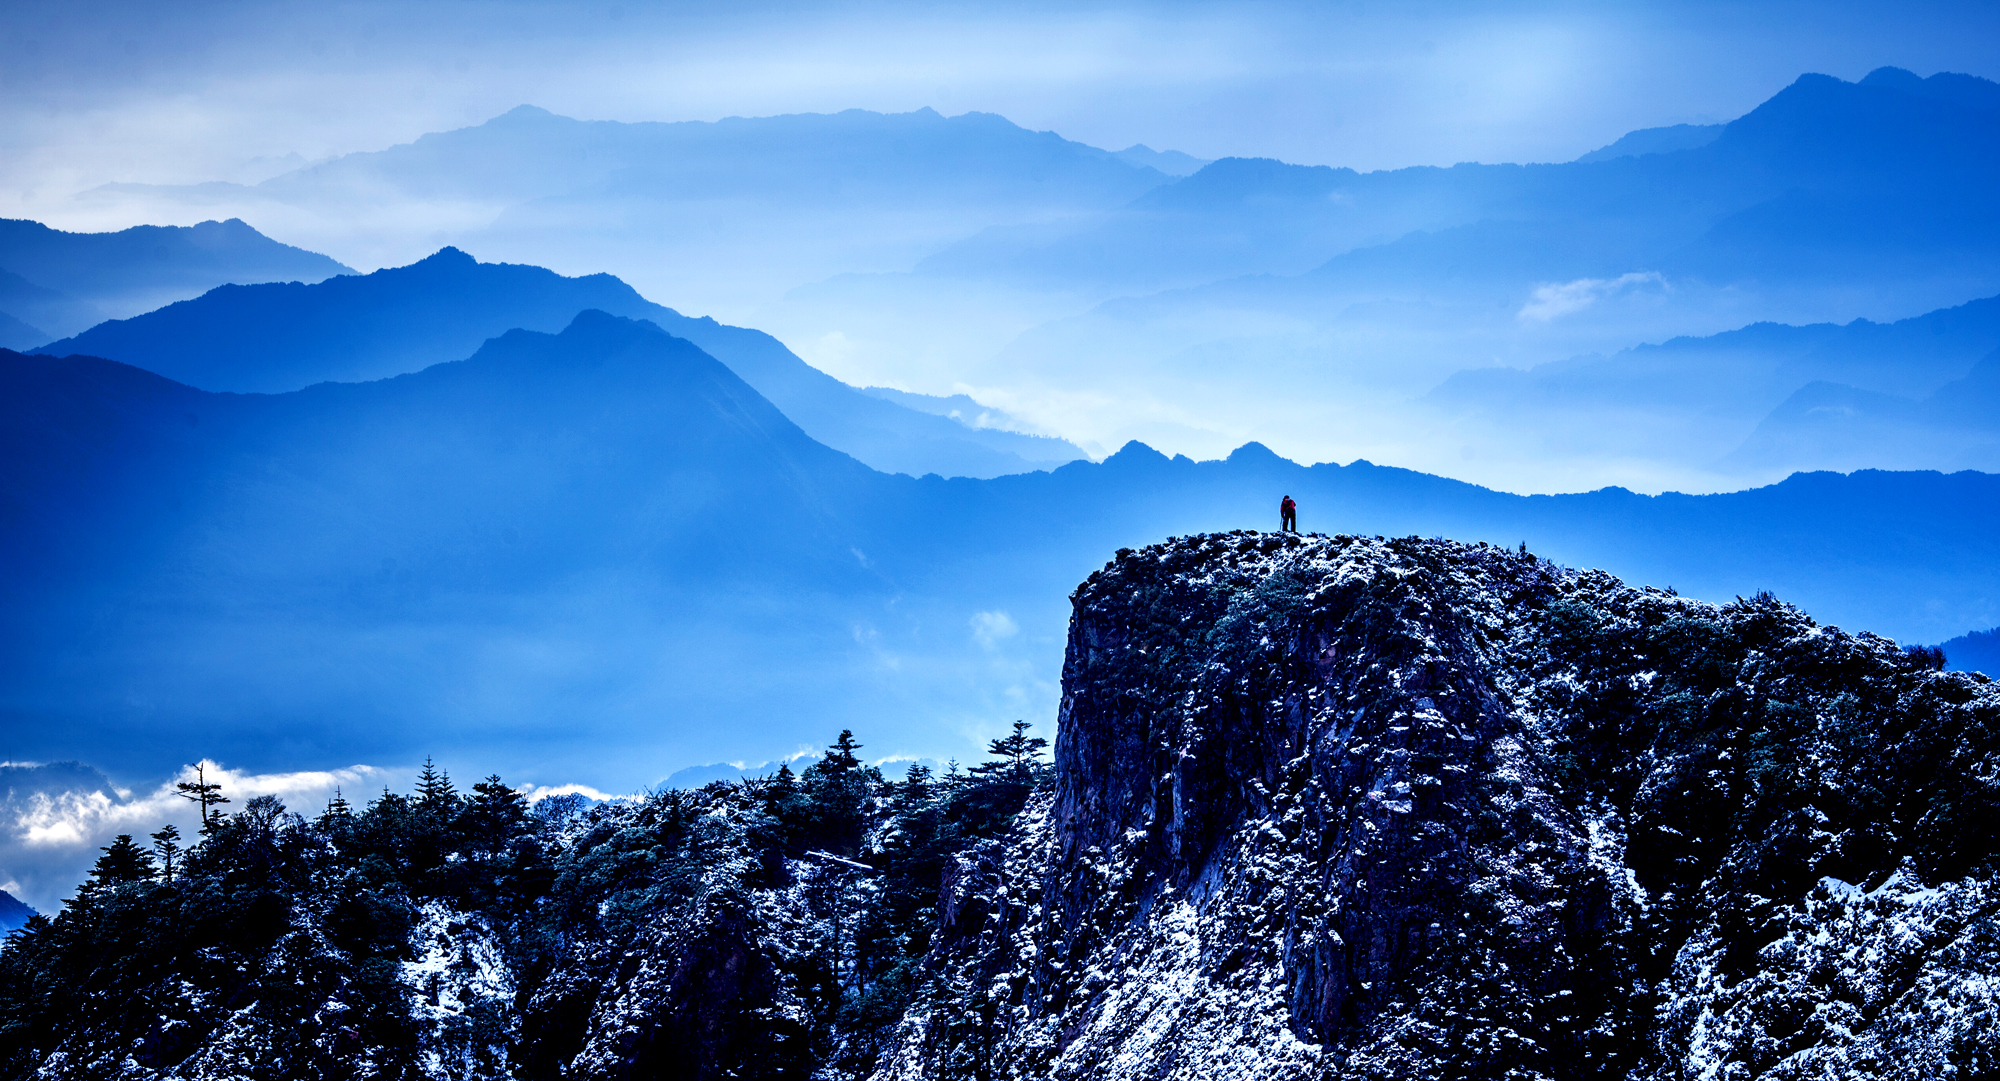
[1,759,394,913]
[971,609,1019,649]
[516,782,640,805]
[1517,271,1666,322]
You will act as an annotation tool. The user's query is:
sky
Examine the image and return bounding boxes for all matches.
[6,0,2000,910]
[5,0,2000,220]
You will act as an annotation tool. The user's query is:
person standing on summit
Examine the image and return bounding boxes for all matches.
[1280,495,1298,533]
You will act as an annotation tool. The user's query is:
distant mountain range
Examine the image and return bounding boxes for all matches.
[1427,293,2000,481]
[1941,627,2000,675]
[0,217,350,346]
[91,106,1187,322]
[951,67,2000,479]
[6,313,1997,792]
[65,69,2000,492]
[0,889,30,935]
[42,247,1084,479]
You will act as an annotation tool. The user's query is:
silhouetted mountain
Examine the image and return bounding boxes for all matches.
[45,248,1084,477]
[4,317,1998,788]
[92,107,1183,322]
[956,67,2000,298]
[0,889,30,935]
[0,309,44,353]
[941,68,2000,479]
[1722,348,2000,474]
[1109,143,1210,176]
[1940,626,2000,676]
[0,267,91,347]
[1573,122,1723,162]
[259,105,1169,211]
[1426,293,2000,484]
[0,217,351,337]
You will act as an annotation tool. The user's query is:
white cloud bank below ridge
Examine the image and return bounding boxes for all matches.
[0,760,665,915]
[0,760,396,913]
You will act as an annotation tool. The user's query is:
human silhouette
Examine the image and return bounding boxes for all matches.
[1280,495,1297,533]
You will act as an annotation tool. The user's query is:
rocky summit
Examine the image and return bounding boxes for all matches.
[5,532,1998,1079]
[881,531,2000,1079]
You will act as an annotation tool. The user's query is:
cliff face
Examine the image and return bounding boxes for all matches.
[7,532,1999,1080]
[882,531,2000,1079]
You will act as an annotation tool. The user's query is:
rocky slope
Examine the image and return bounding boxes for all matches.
[881,531,2000,1079]
[4,533,1998,1079]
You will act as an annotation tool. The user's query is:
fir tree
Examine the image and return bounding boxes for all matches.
[461,775,528,855]
[969,721,1049,785]
[317,786,354,833]
[150,824,182,883]
[823,730,864,771]
[416,757,460,814]
[175,762,230,830]
[89,835,156,887]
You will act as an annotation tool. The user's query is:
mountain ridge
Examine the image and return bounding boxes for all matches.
[6,536,1996,1077]
[41,247,1086,478]
[7,314,2000,790]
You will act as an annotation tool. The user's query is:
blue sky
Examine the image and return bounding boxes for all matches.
[4,0,2000,214]
[6,0,2000,910]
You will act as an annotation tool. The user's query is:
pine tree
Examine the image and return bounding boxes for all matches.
[970,721,1049,785]
[149,824,182,883]
[461,775,528,854]
[416,757,460,814]
[175,762,231,830]
[318,786,353,830]
[801,731,878,856]
[89,835,156,887]
[896,763,934,811]
[823,731,863,771]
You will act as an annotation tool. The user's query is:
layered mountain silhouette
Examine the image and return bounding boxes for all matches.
[1723,348,2000,474]
[5,314,1998,789]
[1426,293,2000,482]
[94,106,1185,321]
[0,217,350,345]
[940,67,2000,476]
[1941,626,2000,675]
[70,70,2000,491]
[1572,122,1723,163]
[948,67,2000,298]
[43,247,1084,478]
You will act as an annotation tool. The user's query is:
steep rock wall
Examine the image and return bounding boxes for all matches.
[881,531,2000,1080]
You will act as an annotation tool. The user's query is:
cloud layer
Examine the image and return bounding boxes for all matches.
[0,759,398,913]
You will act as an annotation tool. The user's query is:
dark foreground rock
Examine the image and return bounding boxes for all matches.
[879,531,2000,1080]
[4,532,1998,1079]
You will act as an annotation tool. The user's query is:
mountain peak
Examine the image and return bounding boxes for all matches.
[496,104,559,122]
[1859,66,1925,90]
[414,246,478,267]
[559,307,657,340]
[1225,440,1286,465]
[1103,440,1169,465]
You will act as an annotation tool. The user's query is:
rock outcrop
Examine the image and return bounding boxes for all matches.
[6,531,1998,1079]
[881,531,2000,1079]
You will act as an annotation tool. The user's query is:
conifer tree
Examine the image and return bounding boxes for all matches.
[89,835,156,886]
[150,824,182,883]
[175,762,231,830]
[462,775,528,853]
[416,757,460,814]
[970,721,1049,784]
[823,730,863,771]
[320,787,353,825]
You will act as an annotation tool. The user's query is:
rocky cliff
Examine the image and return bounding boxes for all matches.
[880,531,2000,1079]
[4,532,1997,1079]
